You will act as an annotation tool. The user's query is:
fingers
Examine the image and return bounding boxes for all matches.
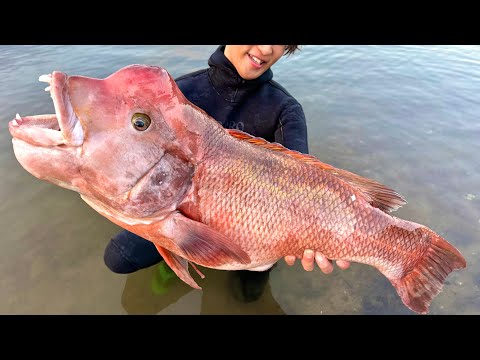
[284,255,296,266]
[301,250,315,271]
[336,260,351,270]
[315,252,334,274]
[285,251,351,273]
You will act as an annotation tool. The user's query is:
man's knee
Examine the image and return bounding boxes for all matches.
[104,236,139,274]
[103,230,162,274]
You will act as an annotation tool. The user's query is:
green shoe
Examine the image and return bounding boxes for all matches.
[151,261,177,295]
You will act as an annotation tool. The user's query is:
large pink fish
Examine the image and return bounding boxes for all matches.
[8,65,466,314]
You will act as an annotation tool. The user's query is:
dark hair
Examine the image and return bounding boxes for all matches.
[284,45,300,56]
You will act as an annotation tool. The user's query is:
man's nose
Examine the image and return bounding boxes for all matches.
[257,45,274,56]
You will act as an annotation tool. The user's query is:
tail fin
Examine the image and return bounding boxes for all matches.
[390,230,466,314]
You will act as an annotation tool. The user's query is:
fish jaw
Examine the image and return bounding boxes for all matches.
[11,137,84,192]
[9,71,84,147]
[9,71,85,192]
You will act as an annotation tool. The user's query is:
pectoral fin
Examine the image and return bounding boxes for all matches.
[154,244,202,289]
[163,212,251,267]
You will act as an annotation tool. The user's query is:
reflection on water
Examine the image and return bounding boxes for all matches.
[121,266,285,315]
[0,45,479,314]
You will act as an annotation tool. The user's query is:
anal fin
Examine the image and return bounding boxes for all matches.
[154,244,202,290]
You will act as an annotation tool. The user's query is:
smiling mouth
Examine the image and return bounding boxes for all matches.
[8,71,84,147]
[248,54,265,66]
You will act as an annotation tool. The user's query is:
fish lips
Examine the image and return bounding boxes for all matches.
[9,70,84,148]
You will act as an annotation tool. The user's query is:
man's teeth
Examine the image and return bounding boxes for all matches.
[250,55,263,65]
[39,74,52,84]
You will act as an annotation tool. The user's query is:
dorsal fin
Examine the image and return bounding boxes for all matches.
[227,129,406,213]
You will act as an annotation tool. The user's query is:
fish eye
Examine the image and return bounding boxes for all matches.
[131,113,151,131]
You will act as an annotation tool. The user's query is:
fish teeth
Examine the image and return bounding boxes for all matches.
[39,74,52,84]
[44,86,51,92]
[12,113,22,126]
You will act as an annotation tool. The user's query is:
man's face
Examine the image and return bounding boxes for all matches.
[224,45,287,80]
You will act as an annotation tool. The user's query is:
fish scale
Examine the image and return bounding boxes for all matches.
[196,137,380,264]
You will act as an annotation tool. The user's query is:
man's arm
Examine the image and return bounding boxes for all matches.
[274,101,309,154]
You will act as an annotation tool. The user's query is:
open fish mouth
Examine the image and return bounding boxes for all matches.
[8,71,84,147]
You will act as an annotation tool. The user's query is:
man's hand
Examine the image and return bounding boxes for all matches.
[284,250,351,273]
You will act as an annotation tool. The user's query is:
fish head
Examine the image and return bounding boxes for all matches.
[9,65,199,220]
